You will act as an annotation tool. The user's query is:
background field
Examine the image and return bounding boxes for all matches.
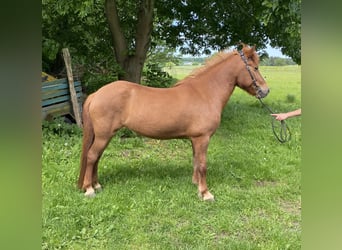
[42,65,301,249]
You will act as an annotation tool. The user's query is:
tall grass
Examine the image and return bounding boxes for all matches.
[42,65,301,249]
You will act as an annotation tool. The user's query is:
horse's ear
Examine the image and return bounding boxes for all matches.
[238,42,249,51]
[245,45,257,59]
[242,44,252,58]
[240,42,247,48]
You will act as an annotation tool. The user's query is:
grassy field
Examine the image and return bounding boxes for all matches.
[42,65,301,249]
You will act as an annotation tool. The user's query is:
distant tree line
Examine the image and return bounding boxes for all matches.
[177,56,297,66]
[180,57,206,66]
[260,56,297,66]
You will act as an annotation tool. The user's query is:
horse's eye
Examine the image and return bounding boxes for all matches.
[254,67,258,70]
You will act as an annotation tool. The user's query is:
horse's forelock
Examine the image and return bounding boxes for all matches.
[242,45,259,64]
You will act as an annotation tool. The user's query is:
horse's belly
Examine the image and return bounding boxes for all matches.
[125,115,189,139]
[125,110,218,139]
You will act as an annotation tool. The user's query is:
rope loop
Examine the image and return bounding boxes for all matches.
[258,98,291,143]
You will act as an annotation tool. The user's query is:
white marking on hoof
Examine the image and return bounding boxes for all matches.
[203,193,215,202]
[200,191,215,201]
[84,187,96,198]
[94,183,102,192]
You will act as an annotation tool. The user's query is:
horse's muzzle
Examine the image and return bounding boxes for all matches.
[256,88,270,99]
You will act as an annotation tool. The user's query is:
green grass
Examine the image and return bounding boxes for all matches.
[42,65,301,249]
[164,65,199,80]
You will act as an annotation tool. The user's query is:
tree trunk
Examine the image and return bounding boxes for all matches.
[105,0,155,84]
[123,56,144,83]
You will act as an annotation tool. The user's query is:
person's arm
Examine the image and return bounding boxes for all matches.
[271,108,301,121]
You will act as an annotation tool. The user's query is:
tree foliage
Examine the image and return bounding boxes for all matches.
[261,0,301,63]
[155,0,301,63]
[42,0,122,91]
[42,0,112,72]
[156,1,267,54]
[42,0,301,88]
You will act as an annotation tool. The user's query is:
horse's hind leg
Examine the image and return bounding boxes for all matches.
[191,136,214,201]
[83,134,112,197]
[92,162,102,192]
[90,155,103,193]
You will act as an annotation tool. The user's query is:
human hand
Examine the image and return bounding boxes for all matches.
[271,113,288,121]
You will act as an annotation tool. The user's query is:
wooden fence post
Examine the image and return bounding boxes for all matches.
[62,48,83,128]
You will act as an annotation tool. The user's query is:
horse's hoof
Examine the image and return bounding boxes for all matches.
[198,191,215,201]
[203,195,215,201]
[84,192,96,198]
[202,192,215,202]
[94,183,102,192]
[84,187,96,198]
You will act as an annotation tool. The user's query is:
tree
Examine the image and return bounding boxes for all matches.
[155,0,300,63]
[105,0,155,83]
[261,0,301,64]
[42,0,301,85]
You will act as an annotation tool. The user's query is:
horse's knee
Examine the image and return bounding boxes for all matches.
[86,150,98,164]
[198,165,207,177]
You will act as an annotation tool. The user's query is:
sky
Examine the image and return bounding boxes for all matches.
[265,45,287,58]
[180,44,288,58]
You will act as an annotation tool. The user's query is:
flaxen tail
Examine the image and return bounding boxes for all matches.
[77,94,95,189]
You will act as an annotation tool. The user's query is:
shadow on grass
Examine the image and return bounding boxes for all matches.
[98,158,264,190]
[99,161,192,186]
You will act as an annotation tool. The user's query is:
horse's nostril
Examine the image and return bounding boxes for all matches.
[258,88,270,98]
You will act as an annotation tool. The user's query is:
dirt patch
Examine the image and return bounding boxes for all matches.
[280,199,301,216]
[254,180,278,187]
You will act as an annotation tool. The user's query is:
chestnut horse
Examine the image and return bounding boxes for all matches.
[78,44,269,201]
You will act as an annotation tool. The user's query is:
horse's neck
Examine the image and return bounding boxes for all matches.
[190,58,238,111]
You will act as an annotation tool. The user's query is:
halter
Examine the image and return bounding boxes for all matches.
[239,50,261,93]
[239,50,291,143]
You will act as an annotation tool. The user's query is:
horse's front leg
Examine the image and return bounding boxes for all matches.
[191,136,214,201]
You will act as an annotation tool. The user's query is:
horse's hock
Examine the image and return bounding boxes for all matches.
[41,78,83,122]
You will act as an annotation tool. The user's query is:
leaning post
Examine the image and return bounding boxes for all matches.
[62,48,83,128]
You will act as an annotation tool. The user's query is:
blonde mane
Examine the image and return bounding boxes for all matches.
[174,51,237,86]
[173,45,260,86]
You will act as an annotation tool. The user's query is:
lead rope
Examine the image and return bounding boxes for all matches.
[258,98,291,143]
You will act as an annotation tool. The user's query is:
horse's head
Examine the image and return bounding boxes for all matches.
[236,44,269,99]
